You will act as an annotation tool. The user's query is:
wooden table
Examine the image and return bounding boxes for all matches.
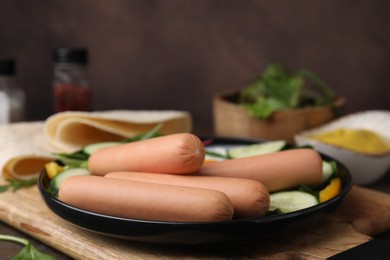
[1,169,390,259]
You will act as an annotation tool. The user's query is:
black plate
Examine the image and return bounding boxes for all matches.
[38,136,353,245]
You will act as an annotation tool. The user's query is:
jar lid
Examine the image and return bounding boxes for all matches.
[54,48,88,64]
[0,59,15,75]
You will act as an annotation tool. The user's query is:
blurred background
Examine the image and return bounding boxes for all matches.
[0,0,389,134]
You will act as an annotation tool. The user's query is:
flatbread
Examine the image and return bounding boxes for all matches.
[0,122,53,180]
[44,110,193,153]
[1,110,192,180]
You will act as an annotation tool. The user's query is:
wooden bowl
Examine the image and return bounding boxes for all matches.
[213,89,345,143]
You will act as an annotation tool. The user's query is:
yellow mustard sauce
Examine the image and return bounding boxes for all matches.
[312,128,390,154]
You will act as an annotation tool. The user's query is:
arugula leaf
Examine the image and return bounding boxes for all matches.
[0,234,55,260]
[122,123,163,142]
[239,62,335,119]
[0,178,37,193]
[260,63,303,107]
[298,184,319,200]
[54,152,89,168]
[12,243,56,260]
[298,69,335,105]
[242,96,288,119]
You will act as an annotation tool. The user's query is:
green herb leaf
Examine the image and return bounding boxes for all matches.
[0,234,56,260]
[12,243,56,260]
[122,123,163,142]
[239,62,335,119]
[298,184,319,200]
[298,69,335,105]
[242,96,288,119]
[54,152,88,168]
[0,178,37,193]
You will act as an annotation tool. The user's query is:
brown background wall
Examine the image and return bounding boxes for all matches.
[0,0,389,134]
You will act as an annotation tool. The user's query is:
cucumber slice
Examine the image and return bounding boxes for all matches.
[227,140,287,159]
[322,160,336,183]
[49,168,90,196]
[83,142,122,155]
[205,147,228,161]
[312,160,338,190]
[269,190,319,213]
[205,152,227,162]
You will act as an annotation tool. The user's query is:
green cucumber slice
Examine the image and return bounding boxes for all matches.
[83,141,122,155]
[205,147,228,161]
[269,190,319,213]
[322,160,336,182]
[312,160,337,190]
[49,168,90,196]
[227,140,287,159]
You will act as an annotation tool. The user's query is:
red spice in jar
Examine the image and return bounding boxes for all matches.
[54,83,91,112]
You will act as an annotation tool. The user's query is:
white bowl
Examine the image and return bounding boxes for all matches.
[294,110,390,185]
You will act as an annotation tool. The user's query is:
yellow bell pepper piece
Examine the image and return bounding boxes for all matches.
[319,177,341,203]
[45,162,64,179]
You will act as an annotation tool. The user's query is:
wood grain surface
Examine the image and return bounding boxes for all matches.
[1,180,390,259]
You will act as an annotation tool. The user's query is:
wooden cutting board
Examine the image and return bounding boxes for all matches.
[0,181,389,259]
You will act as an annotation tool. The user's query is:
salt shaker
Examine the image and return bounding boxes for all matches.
[0,59,25,123]
[53,48,91,112]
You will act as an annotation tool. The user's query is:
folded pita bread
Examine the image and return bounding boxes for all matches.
[0,122,53,180]
[1,110,192,180]
[44,110,193,153]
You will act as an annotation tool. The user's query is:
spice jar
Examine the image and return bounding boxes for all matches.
[53,48,91,112]
[0,59,25,123]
